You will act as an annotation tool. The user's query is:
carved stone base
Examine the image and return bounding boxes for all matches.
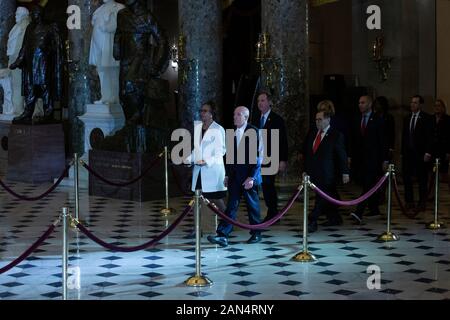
[7,124,66,183]
[0,120,11,176]
[89,149,171,202]
[78,103,125,160]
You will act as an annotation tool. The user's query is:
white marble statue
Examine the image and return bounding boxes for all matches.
[89,0,125,105]
[0,7,30,118]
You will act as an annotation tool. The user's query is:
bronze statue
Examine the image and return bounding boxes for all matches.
[9,5,63,125]
[92,0,170,153]
[113,0,169,125]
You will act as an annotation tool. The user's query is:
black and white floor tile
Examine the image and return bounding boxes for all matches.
[0,178,449,300]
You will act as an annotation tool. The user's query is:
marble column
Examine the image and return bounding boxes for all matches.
[178,0,222,131]
[67,0,101,155]
[261,0,309,169]
[0,0,15,69]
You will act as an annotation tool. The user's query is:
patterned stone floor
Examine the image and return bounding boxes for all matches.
[0,177,449,300]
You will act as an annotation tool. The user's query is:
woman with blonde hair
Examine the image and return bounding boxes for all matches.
[317,100,336,116]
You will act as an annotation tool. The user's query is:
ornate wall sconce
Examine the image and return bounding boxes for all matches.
[372,35,393,82]
[170,42,178,70]
[255,32,280,89]
[172,35,196,84]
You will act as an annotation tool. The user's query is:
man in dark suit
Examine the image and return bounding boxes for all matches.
[401,95,433,212]
[304,110,350,233]
[349,95,388,224]
[253,91,288,223]
[207,106,262,247]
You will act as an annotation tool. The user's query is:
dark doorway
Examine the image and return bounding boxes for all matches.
[222,0,261,129]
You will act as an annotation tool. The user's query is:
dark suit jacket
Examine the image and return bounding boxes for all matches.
[431,114,450,158]
[303,127,349,187]
[401,111,433,156]
[349,112,387,179]
[253,110,288,163]
[225,123,262,186]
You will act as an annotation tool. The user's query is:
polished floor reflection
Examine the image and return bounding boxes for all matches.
[0,179,449,300]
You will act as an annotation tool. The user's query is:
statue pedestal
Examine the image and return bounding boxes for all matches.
[0,114,15,122]
[0,120,11,176]
[88,150,167,202]
[61,103,125,187]
[7,124,66,183]
[78,103,125,160]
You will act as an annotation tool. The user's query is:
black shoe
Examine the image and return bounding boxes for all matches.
[308,221,318,233]
[207,235,228,247]
[321,220,343,227]
[246,234,262,244]
[350,212,363,225]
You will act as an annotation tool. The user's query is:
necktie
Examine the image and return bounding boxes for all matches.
[409,114,417,148]
[312,130,322,154]
[260,115,266,129]
[361,115,367,135]
[410,114,417,133]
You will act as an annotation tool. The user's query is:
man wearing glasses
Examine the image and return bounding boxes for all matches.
[303,108,349,233]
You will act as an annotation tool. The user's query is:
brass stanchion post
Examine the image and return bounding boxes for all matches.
[62,207,69,300]
[70,154,82,229]
[185,190,212,287]
[73,153,80,226]
[427,158,445,229]
[378,164,399,241]
[160,146,175,215]
[292,175,317,262]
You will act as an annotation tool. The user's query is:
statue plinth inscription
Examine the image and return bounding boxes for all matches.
[7,124,65,183]
[89,149,170,202]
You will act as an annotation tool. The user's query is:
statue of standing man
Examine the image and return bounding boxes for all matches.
[89,0,125,105]
[114,0,169,125]
[9,5,63,125]
[0,7,30,119]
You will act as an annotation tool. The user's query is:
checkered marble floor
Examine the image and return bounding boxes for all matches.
[0,178,449,300]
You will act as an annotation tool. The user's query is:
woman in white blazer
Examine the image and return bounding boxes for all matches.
[185,102,227,233]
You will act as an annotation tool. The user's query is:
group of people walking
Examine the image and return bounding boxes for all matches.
[183,92,450,246]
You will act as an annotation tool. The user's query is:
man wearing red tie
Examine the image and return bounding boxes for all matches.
[303,109,350,233]
[349,95,388,225]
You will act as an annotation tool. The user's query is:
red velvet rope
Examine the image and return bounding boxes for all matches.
[205,186,302,230]
[76,202,193,252]
[82,155,162,187]
[311,174,388,206]
[392,174,420,219]
[0,221,58,274]
[0,166,70,201]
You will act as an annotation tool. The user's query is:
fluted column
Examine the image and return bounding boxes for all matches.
[67,0,101,155]
[261,0,309,168]
[0,0,16,69]
[179,0,222,131]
